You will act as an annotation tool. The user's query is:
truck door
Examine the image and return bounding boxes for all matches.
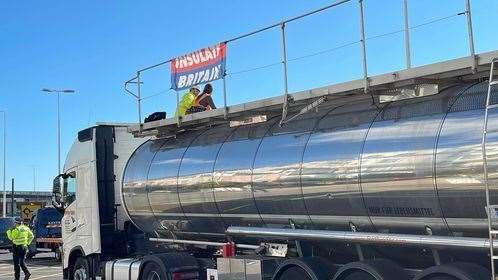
[62,162,100,262]
[62,170,78,258]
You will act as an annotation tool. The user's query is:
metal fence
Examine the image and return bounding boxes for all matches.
[124,0,477,127]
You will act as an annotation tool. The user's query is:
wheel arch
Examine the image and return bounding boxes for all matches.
[67,246,85,267]
[64,246,85,279]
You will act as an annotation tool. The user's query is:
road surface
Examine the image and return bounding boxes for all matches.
[0,249,62,280]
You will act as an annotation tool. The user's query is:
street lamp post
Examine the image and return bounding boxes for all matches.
[42,88,75,175]
[0,111,5,218]
[30,165,36,192]
[30,165,37,202]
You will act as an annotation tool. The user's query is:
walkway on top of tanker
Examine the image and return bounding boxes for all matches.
[125,0,498,139]
[129,50,498,138]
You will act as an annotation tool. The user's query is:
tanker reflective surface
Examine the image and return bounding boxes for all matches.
[213,121,276,228]
[252,116,314,228]
[301,103,379,231]
[177,128,229,235]
[436,82,498,235]
[147,137,193,236]
[122,141,161,233]
[361,95,450,235]
[122,82,498,240]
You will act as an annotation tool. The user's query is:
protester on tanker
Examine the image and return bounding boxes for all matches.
[175,86,200,117]
[195,83,216,111]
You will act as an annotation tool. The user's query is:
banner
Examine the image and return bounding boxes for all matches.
[171,42,227,91]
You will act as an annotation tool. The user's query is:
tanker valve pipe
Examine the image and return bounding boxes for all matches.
[227,226,498,251]
[149,237,260,250]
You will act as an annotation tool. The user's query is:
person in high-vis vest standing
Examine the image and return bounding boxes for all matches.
[6,218,33,280]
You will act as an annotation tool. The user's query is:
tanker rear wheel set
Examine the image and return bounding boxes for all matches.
[272,258,489,280]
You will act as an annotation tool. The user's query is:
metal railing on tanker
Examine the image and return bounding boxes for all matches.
[124,0,478,133]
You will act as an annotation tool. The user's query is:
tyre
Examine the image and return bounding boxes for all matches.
[277,266,313,280]
[141,262,168,280]
[54,247,62,262]
[414,262,490,280]
[425,276,457,280]
[72,257,90,280]
[343,271,376,280]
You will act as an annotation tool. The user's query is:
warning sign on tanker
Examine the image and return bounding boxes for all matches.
[170,42,227,91]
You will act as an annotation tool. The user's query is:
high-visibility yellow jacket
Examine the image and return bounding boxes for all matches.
[6,224,34,246]
[175,91,196,117]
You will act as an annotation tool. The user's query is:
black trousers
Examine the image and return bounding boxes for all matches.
[12,245,29,280]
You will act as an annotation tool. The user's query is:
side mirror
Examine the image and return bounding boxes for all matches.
[52,174,64,213]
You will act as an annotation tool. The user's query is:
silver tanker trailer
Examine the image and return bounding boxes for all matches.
[53,74,498,280]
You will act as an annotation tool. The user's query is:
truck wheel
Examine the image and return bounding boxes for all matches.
[54,247,62,262]
[73,257,90,280]
[141,262,168,280]
[414,262,490,280]
[278,266,313,280]
[342,271,376,280]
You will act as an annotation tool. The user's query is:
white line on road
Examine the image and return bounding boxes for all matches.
[30,272,63,280]
[0,266,60,277]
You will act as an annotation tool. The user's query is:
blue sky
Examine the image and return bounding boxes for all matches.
[1,0,497,191]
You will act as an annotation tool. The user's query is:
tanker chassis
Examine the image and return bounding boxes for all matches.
[53,73,498,280]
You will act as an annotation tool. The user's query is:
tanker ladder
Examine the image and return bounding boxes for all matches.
[482,57,498,280]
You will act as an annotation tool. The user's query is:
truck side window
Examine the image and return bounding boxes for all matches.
[64,173,77,205]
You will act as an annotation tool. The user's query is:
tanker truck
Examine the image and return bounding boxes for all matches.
[53,63,498,280]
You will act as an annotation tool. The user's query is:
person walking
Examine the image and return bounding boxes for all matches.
[6,218,33,280]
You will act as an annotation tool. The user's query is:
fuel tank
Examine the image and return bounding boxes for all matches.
[122,82,498,241]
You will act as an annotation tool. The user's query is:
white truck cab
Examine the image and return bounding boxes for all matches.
[53,124,147,280]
